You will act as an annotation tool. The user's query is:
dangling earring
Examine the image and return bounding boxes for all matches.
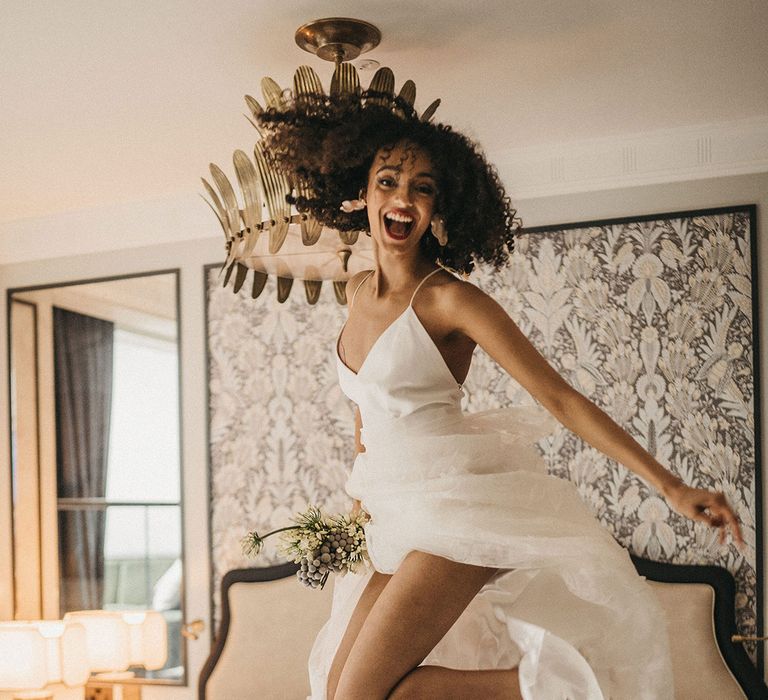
[431,214,448,246]
[340,198,366,212]
[340,188,367,213]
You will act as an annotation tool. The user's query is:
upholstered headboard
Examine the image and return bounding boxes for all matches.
[630,555,764,700]
[200,557,766,700]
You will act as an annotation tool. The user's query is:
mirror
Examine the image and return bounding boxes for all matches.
[8,271,184,683]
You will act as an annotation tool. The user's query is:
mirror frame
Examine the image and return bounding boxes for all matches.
[6,268,187,686]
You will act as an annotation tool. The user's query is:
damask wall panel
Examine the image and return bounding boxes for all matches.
[205,272,354,622]
[206,204,761,660]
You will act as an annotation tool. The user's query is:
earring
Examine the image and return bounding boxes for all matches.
[431,214,448,246]
[340,198,366,213]
[339,188,367,213]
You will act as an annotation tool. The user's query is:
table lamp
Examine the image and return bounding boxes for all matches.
[0,620,89,699]
[64,611,167,700]
[120,612,167,670]
[62,612,130,674]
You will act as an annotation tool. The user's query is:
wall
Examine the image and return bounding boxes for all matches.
[0,170,766,679]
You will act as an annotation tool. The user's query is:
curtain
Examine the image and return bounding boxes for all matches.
[53,307,113,612]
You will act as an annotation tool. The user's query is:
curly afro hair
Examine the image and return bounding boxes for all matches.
[258,90,521,275]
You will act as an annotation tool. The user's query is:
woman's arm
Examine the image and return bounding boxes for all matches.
[351,405,365,516]
[344,270,372,518]
[447,281,745,548]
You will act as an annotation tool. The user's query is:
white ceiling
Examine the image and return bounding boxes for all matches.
[1,0,766,227]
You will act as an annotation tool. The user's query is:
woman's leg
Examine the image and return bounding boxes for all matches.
[333,551,516,700]
[326,570,392,699]
[389,665,522,700]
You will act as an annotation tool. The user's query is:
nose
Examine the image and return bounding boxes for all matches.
[392,180,413,206]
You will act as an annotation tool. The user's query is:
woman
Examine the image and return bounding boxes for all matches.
[260,89,744,700]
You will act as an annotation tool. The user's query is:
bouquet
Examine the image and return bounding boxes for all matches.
[241,505,371,589]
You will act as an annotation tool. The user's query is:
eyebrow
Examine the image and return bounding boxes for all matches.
[376,165,437,180]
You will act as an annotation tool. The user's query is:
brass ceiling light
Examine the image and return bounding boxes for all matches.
[202,17,441,305]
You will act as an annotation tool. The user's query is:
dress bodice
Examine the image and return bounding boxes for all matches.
[334,269,464,424]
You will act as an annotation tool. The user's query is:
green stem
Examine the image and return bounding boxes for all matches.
[257,525,301,540]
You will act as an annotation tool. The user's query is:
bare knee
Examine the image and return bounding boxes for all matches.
[333,665,397,700]
[327,666,438,700]
[387,666,445,699]
[388,666,522,700]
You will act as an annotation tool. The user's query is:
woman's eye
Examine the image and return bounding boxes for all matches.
[417,185,435,195]
[377,177,395,187]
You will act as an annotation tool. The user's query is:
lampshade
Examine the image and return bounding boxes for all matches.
[202,18,442,304]
[63,611,130,673]
[0,620,89,691]
[231,224,375,282]
[120,611,167,670]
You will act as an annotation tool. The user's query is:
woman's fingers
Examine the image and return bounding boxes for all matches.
[717,504,745,548]
[667,484,746,551]
[706,494,745,549]
[691,490,745,550]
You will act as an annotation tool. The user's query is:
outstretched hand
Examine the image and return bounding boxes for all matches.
[665,482,745,551]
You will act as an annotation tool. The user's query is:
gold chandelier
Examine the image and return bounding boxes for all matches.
[201,18,440,305]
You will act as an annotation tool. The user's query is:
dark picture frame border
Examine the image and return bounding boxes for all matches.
[202,203,762,679]
[522,203,762,677]
[203,262,222,654]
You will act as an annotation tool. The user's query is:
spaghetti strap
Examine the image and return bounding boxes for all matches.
[349,270,374,309]
[409,268,443,306]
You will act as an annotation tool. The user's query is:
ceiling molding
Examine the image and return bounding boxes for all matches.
[500,116,768,199]
[1,117,766,266]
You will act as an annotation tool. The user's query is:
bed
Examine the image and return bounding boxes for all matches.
[199,557,766,699]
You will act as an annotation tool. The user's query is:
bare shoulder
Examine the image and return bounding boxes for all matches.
[428,270,540,351]
[345,269,374,307]
[431,271,576,414]
[348,269,374,288]
[428,271,495,322]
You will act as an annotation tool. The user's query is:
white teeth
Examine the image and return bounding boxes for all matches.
[385,212,413,223]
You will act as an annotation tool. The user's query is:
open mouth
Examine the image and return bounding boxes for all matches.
[383,212,415,240]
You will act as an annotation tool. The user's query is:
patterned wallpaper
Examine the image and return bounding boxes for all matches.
[206,206,759,661]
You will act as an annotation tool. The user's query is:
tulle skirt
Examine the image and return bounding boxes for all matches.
[307,405,674,699]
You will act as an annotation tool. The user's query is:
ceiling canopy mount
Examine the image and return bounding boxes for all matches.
[294,17,382,64]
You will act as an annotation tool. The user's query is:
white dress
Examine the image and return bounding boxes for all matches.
[307,269,674,700]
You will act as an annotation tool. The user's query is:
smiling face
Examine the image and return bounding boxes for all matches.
[364,140,440,255]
